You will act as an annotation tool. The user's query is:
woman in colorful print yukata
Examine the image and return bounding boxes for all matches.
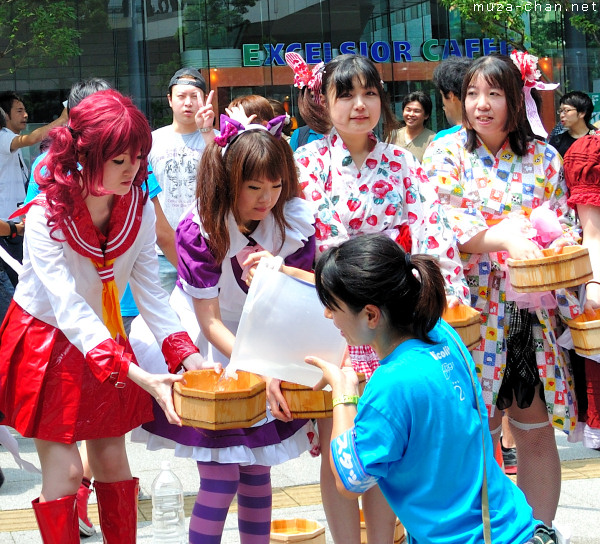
[0,90,211,543]
[285,51,469,544]
[422,53,582,527]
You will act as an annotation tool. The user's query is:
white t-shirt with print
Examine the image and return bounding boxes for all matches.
[149,125,207,229]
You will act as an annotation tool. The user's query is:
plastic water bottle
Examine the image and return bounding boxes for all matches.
[151,460,186,543]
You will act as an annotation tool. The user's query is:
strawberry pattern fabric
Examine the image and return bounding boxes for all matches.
[294,128,469,302]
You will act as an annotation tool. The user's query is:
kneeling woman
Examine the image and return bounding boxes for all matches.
[306,234,555,544]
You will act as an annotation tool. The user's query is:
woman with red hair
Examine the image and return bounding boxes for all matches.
[0,89,213,543]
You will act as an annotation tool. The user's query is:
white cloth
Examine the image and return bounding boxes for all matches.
[0,128,27,219]
[0,426,40,473]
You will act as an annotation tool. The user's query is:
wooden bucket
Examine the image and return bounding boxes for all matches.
[280,373,367,419]
[443,305,482,351]
[507,246,592,293]
[359,509,406,544]
[270,518,326,544]
[173,370,266,430]
[568,309,600,356]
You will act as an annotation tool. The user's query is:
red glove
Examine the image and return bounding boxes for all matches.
[161,331,200,373]
[85,338,132,387]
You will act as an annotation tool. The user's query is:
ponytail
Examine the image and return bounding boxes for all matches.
[197,141,232,264]
[408,254,447,343]
[315,234,447,343]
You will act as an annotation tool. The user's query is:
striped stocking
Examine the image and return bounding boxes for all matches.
[189,462,272,544]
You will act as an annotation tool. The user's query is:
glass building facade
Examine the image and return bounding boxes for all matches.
[1,0,598,141]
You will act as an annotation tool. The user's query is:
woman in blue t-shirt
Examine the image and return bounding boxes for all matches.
[304,234,555,544]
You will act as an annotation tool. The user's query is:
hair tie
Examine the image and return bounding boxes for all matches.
[214,114,286,153]
[285,52,324,105]
[405,252,412,269]
[510,50,559,139]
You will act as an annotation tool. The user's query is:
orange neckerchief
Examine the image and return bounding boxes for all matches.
[59,187,145,339]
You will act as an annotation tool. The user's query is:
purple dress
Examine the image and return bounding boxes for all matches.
[130,197,319,465]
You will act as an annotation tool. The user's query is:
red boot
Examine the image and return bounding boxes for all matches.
[94,477,139,543]
[32,494,79,544]
[76,481,96,537]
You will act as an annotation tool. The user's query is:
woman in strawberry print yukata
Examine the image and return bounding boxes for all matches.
[286,52,469,544]
[422,53,583,527]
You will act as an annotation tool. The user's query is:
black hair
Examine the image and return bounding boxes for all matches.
[298,54,400,140]
[314,234,447,344]
[461,54,533,156]
[401,91,432,120]
[560,91,595,127]
[67,78,112,113]
[432,57,473,99]
[0,91,24,119]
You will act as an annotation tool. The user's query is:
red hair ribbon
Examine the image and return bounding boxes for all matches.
[510,50,559,139]
[285,52,324,105]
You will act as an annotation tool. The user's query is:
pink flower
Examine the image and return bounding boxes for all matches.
[372,180,392,199]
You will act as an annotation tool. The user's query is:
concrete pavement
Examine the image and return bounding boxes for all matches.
[1,429,599,543]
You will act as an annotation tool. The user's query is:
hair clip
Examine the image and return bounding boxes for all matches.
[214,114,286,152]
[510,50,559,138]
[285,52,324,105]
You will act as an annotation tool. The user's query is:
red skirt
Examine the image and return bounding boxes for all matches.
[0,301,153,444]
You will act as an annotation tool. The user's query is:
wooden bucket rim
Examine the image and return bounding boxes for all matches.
[569,312,600,330]
[510,271,594,292]
[443,305,481,326]
[280,373,366,391]
[506,245,589,268]
[271,518,325,533]
[173,386,266,402]
[174,370,265,400]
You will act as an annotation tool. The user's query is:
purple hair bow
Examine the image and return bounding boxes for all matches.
[214,114,287,150]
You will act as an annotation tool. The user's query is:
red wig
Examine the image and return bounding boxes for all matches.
[37,89,152,236]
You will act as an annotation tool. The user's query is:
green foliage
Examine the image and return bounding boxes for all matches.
[0,0,82,74]
[183,0,257,49]
[570,14,600,45]
[437,0,600,50]
[437,0,527,49]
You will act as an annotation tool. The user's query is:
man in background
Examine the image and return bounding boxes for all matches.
[431,56,472,141]
[149,67,215,292]
[0,91,67,286]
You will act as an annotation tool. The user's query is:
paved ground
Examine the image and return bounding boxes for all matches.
[0,428,599,543]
